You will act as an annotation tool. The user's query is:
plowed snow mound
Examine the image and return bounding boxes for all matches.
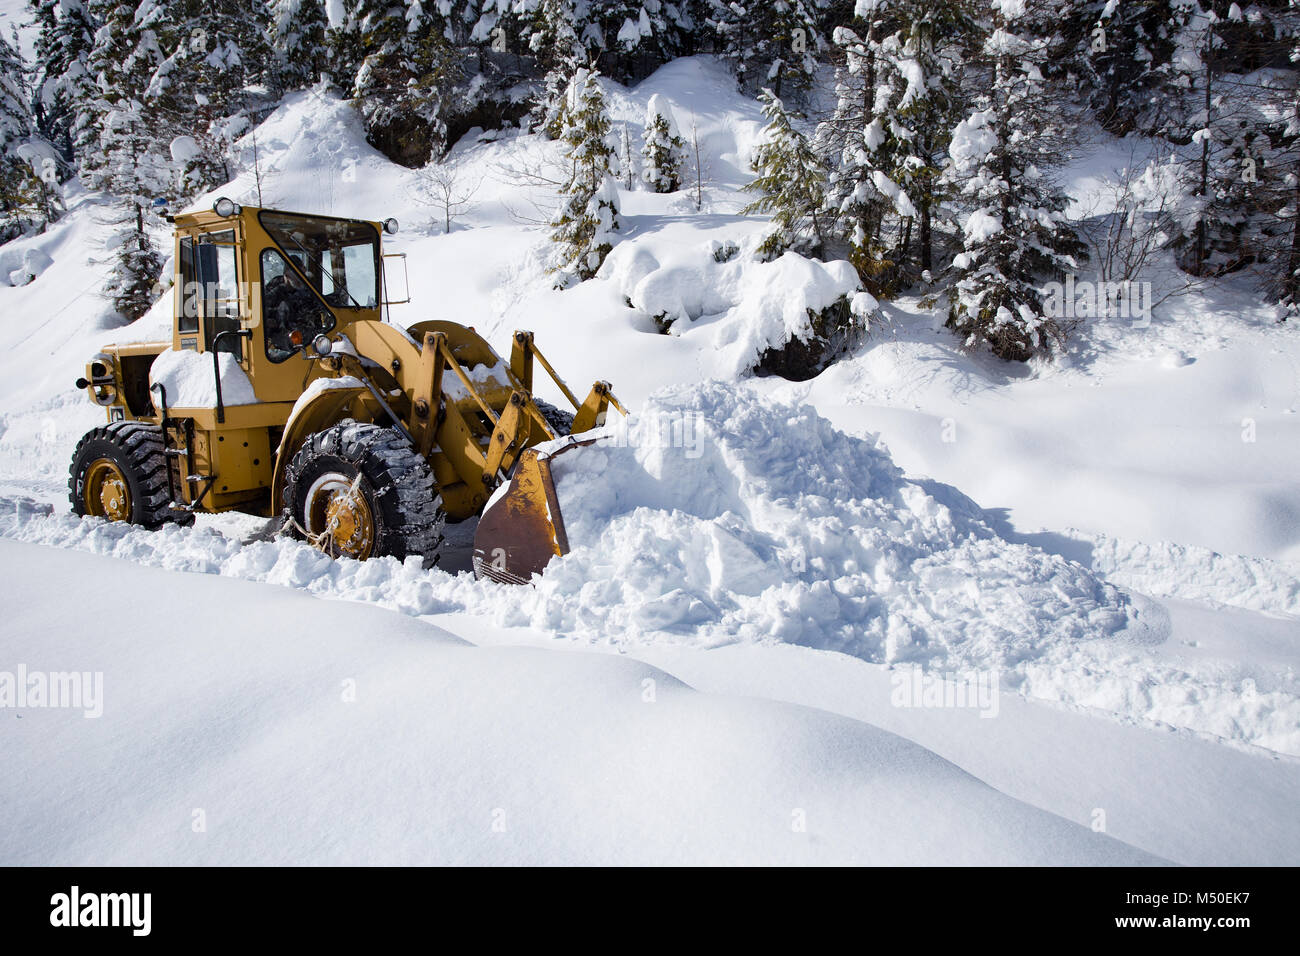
[540,382,1137,667]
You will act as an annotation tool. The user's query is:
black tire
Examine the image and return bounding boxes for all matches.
[282,421,444,562]
[533,398,574,437]
[69,421,188,528]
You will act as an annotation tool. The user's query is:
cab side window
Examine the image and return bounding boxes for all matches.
[177,239,198,334]
[190,230,240,356]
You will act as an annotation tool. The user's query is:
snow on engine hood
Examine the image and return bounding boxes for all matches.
[149,347,259,410]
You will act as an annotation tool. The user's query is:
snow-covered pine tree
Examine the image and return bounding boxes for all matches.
[550,68,620,286]
[98,107,170,320]
[1161,0,1281,277]
[1269,7,1300,312]
[946,0,1085,362]
[81,2,171,319]
[529,0,585,138]
[819,0,969,288]
[326,0,364,90]
[817,7,894,287]
[81,1,166,190]
[269,0,330,93]
[134,0,275,197]
[104,202,166,321]
[742,88,828,259]
[0,30,43,241]
[599,0,691,81]
[708,0,826,98]
[28,0,97,164]
[876,1,968,277]
[347,0,460,165]
[641,93,685,192]
[620,120,637,188]
[767,0,825,98]
[705,0,755,89]
[1059,0,1179,134]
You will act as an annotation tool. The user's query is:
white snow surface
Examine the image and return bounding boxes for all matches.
[0,539,1163,866]
[2,57,1299,864]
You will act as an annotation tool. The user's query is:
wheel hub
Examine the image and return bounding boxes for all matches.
[305,473,375,559]
[84,458,131,522]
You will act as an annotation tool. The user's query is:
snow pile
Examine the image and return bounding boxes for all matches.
[599,240,868,375]
[537,383,1135,666]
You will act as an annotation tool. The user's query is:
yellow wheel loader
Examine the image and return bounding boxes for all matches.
[70,198,623,583]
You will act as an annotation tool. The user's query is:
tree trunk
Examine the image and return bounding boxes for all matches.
[1287,173,1300,303]
[919,198,932,273]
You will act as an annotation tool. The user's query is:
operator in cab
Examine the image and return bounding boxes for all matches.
[262,256,327,359]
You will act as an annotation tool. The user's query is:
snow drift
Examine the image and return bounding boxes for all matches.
[0,540,1162,866]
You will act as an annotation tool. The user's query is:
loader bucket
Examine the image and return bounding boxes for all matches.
[472,438,596,584]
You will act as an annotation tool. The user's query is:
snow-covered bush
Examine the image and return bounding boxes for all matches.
[754,292,870,381]
[599,236,873,378]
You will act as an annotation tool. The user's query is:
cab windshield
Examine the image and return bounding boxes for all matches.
[258,211,381,309]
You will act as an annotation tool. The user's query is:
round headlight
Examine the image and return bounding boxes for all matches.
[213,197,242,218]
[383,218,399,235]
[312,334,333,356]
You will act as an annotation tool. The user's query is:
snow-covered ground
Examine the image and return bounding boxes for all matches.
[1,57,1297,865]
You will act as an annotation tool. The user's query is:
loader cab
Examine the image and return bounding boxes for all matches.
[170,201,390,405]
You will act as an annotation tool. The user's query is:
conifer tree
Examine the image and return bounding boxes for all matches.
[641,93,685,192]
[529,0,585,138]
[82,2,170,319]
[346,0,460,165]
[1061,0,1179,134]
[99,107,170,320]
[707,0,826,98]
[875,1,967,276]
[599,0,691,81]
[269,0,330,93]
[0,31,45,241]
[742,89,828,259]
[946,0,1085,362]
[551,68,620,286]
[818,9,893,286]
[1160,1,1278,277]
[28,0,96,163]
[819,0,967,287]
